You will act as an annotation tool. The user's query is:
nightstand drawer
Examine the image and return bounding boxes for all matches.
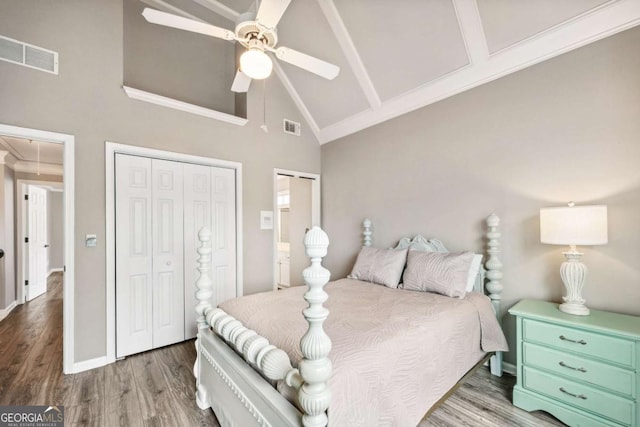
[523,342,635,398]
[523,366,635,426]
[523,319,635,368]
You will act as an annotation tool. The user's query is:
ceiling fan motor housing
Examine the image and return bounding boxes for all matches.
[235,12,278,48]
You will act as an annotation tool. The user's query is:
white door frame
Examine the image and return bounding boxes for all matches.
[272,169,320,291]
[17,180,63,303]
[0,123,75,374]
[105,141,243,364]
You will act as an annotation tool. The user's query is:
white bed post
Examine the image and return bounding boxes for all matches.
[485,214,504,377]
[363,218,372,247]
[298,227,332,427]
[194,227,214,409]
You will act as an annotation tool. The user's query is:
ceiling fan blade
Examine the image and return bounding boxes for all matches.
[231,70,252,93]
[256,0,292,29]
[275,47,340,80]
[142,8,235,41]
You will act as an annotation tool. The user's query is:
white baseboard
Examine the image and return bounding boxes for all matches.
[48,268,64,276]
[70,355,108,374]
[503,361,516,376]
[0,300,18,322]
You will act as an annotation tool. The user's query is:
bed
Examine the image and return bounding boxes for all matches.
[193,214,507,426]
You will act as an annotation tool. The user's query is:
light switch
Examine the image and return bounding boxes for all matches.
[260,211,274,230]
[85,234,97,247]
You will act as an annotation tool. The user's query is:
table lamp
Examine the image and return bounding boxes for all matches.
[540,203,608,316]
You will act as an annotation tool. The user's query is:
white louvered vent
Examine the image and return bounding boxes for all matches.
[0,35,58,74]
[283,119,301,136]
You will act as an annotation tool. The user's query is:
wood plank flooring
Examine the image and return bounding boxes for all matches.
[0,273,567,426]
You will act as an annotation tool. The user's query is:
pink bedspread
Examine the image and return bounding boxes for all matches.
[219,278,508,426]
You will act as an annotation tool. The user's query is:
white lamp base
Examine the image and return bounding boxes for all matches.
[558,250,590,316]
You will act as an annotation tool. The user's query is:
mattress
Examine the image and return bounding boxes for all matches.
[219,278,508,426]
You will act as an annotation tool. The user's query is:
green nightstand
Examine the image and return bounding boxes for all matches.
[509,300,640,427]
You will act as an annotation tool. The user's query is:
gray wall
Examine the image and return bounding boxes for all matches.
[0,0,320,363]
[47,191,64,271]
[321,27,640,365]
[0,165,15,309]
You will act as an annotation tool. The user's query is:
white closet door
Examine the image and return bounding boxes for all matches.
[26,185,48,301]
[183,163,211,339]
[116,154,153,357]
[211,167,237,306]
[152,159,185,348]
[183,165,237,339]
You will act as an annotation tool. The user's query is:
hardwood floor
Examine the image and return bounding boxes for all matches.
[0,273,566,426]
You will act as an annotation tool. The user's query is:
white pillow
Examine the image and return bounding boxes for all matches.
[349,246,408,288]
[466,254,483,292]
[402,250,475,298]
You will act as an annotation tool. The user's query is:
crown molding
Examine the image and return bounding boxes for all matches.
[0,150,18,169]
[13,160,63,176]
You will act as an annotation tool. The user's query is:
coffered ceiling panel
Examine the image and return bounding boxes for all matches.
[335,0,469,101]
[478,0,612,53]
[129,0,640,143]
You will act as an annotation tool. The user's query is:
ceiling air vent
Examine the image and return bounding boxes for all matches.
[283,119,301,136]
[0,35,58,74]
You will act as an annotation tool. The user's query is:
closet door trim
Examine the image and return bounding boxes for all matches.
[106,141,243,365]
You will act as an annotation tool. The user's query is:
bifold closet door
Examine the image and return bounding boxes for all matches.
[115,154,153,357]
[151,159,185,349]
[184,164,236,339]
[116,155,185,357]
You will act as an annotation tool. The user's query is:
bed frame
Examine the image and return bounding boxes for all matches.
[193,215,504,426]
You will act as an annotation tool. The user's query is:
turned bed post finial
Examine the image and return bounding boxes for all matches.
[195,227,214,330]
[485,214,503,310]
[363,218,372,247]
[298,227,332,427]
[485,213,504,377]
[194,227,214,408]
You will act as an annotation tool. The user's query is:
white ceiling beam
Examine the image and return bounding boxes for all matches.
[453,0,490,65]
[318,0,640,143]
[191,0,240,22]
[272,61,321,140]
[316,0,381,109]
[141,0,203,21]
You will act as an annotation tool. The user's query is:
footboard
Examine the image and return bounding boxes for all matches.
[193,227,332,427]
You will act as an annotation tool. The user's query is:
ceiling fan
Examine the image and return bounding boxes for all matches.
[141,0,340,93]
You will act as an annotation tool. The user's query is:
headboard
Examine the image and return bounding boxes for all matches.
[360,215,501,299]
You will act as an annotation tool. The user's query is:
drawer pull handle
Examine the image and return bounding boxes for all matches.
[559,335,587,345]
[559,387,587,400]
[559,361,587,373]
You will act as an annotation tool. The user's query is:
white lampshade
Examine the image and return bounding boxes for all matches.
[240,48,273,80]
[540,204,608,246]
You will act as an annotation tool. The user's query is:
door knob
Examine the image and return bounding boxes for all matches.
[44,244,50,248]
[0,249,4,259]
[166,261,172,266]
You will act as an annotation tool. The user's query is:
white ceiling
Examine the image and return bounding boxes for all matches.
[141,0,640,143]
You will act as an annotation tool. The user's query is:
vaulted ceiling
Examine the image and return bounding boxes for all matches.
[140,0,640,143]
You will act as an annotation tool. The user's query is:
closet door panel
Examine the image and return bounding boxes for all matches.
[152,159,185,348]
[116,154,153,358]
[211,167,237,305]
[183,163,212,339]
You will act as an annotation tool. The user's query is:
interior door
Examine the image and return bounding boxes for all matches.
[184,163,211,339]
[288,177,312,287]
[115,154,153,357]
[26,185,48,301]
[151,159,185,348]
[210,167,237,306]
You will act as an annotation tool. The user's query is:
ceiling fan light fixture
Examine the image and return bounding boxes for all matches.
[240,48,273,80]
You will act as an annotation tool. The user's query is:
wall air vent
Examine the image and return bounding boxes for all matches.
[283,119,301,136]
[0,35,58,74]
